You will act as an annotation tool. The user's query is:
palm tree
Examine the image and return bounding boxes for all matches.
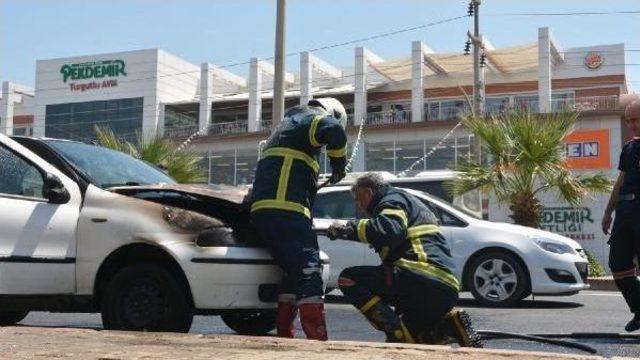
[449,111,611,228]
[94,126,206,184]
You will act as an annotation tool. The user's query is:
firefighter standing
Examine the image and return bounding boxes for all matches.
[602,99,640,332]
[327,173,482,347]
[251,98,348,340]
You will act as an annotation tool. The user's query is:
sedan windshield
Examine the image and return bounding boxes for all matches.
[45,140,176,188]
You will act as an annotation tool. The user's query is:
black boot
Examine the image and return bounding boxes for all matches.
[359,296,415,343]
[442,309,483,348]
[625,313,640,332]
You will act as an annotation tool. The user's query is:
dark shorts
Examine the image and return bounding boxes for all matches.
[608,200,640,272]
[251,210,323,300]
[339,265,458,328]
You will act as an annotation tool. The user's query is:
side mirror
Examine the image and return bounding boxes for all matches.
[44,173,70,204]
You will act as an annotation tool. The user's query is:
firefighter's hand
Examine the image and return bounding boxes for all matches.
[602,213,613,235]
[329,169,346,184]
[327,222,354,240]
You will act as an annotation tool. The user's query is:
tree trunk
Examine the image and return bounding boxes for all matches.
[509,192,542,228]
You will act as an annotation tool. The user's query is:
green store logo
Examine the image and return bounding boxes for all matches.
[60,60,127,83]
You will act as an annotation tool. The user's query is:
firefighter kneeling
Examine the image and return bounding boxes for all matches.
[327,173,482,347]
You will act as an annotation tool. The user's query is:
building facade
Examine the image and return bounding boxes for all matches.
[0,27,635,267]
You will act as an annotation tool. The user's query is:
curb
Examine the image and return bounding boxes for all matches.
[0,326,606,360]
[587,277,617,291]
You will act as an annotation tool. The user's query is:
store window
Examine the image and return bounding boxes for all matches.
[235,148,259,186]
[209,150,235,185]
[45,97,143,142]
[365,141,395,173]
[395,140,424,175]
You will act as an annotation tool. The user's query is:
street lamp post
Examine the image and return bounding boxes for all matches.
[272,0,286,131]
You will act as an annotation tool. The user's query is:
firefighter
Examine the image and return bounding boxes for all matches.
[250,98,348,340]
[602,99,640,332]
[327,173,482,347]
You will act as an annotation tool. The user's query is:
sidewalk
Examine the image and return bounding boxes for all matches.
[0,326,633,360]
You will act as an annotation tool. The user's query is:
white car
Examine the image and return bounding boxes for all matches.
[314,186,589,307]
[0,134,328,334]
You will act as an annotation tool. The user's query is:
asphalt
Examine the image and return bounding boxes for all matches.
[15,291,640,358]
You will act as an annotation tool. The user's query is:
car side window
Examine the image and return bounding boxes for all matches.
[313,190,357,220]
[0,145,45,199]
[440,209,466,227]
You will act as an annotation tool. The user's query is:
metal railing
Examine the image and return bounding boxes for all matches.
[164,124,199,139]
[208,120,248,136]
[365,110,411,126]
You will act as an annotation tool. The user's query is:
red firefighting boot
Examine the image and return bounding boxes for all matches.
[299,302,328,341]
[276,294,298,338]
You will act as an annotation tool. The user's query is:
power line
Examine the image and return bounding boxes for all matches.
[489,10,640,17]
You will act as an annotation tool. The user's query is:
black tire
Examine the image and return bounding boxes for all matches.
[466,251,530,307]
[221,310,277,336]
[101,262,193,332]
[0,310,29,326]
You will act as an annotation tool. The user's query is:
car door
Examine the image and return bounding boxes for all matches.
[0,135,81,294]
[312,189,366,287]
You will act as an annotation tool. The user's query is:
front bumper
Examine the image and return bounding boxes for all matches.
[529,251,590,295]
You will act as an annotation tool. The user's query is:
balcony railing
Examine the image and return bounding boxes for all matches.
[164,96,622,139]
[208,120,248,136]
[164,124,199,139]
[365,110,411,126]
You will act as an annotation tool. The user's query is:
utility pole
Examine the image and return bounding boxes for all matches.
[272,0,286,131]
[471,0,484,163]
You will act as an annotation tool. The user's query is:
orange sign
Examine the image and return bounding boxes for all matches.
[564,129,610,169]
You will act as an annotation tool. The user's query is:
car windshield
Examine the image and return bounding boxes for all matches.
[45,140,176,188]
[415,191,481,220]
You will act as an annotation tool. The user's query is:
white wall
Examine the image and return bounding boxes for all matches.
[33,48,199,138]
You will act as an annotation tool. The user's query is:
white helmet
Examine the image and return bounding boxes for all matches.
[308,97,348,129]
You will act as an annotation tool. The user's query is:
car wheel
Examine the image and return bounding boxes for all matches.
[0,310,29,326]
[466,251,530,307]
[221,310,277,336]
[101,262,193,332]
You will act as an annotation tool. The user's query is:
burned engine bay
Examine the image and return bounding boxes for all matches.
[110,184,263,248]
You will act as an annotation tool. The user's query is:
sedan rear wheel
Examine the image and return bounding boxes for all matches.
[467,252,530,307]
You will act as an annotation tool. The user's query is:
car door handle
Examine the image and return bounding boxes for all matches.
[91,218,107,223]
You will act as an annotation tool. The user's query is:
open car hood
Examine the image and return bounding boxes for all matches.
[110,183,250,223]
[111,183,249,204]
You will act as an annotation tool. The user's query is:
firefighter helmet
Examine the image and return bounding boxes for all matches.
[308,97,348,129]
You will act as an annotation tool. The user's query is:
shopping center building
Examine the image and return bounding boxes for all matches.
[0,27,635,265]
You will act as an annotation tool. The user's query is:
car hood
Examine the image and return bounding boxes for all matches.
[111,183,249,204]
[110,183,250,222]
[475,220,582,249]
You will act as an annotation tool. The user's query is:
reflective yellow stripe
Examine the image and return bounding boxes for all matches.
[409,235,428,263]
[359,296,381,313]
[380,208,408,228]
[407,224,440,238]
[400,321,415,343]
[395,258,460,291]
[276,156,293,201]
[262,147,320,174]
[308,116,322,147]
[357,219,369,244]
[250,199,311,218]
[327,145,347,158]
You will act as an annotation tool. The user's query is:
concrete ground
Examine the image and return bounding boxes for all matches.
[14,291,640,358]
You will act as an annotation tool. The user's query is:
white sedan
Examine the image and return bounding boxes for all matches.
[0,134,328,335]
[314,186,589,307]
